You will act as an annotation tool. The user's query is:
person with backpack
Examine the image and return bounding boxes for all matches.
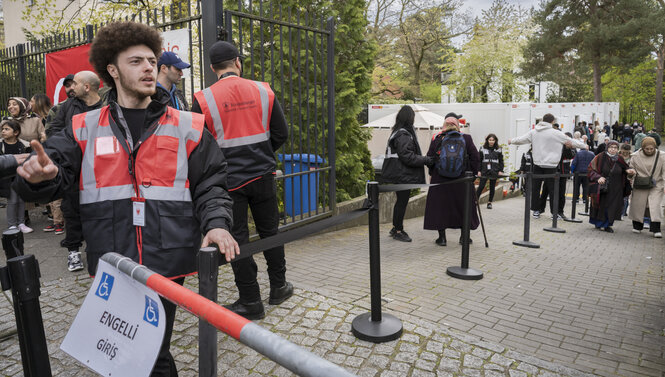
[381,106,434,242]
[423,113,480,246]
[508,113,588,219]
[476,133,504,209]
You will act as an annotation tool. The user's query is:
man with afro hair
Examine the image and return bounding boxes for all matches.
[15,21,239,375]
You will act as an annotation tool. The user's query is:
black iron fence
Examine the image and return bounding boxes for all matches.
[0,0,335,229]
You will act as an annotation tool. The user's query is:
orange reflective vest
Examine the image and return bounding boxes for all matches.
[194,75,277,189]
[71,105,205,278]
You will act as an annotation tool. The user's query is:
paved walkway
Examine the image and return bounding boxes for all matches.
[0,192,663,376]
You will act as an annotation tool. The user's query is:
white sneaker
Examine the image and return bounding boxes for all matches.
[655,232,662,238]
[67,251,84,272]
[632,229,641,234]
[18,224,33,234]
[8,225,17,230]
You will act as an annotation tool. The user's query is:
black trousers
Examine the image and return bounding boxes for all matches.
[150,277,184,377]
[476,177,497,202]
[229,174,286,302]
[60,189,83,250]
[392,190,410,231]
[573,174,589,203]
[531,166,556,212]
[633,220,661,233]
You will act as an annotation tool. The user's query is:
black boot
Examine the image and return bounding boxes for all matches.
[435,229,447,246]
[223,300,265,320]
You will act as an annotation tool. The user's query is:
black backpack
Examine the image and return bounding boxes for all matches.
[436,131,467,178]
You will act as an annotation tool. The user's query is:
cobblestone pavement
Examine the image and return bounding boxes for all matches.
[0,192,663,376]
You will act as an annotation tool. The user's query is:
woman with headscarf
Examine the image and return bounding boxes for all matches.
[381,105,434,242]
[587,140,635,233]
[628,137,665,238]
[5,97,46,142]
[423,114,480,246]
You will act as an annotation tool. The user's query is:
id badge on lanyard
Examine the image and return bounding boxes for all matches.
[132,197,145,227]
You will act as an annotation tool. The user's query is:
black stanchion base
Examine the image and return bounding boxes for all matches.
[564,218,583,223]
[352,312,403,343]
[446,266,483,280]
[512,240,540,248]
[578,212,589,216]
[543,227,566,233]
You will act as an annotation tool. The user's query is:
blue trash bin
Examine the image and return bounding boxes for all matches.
[278,154,325,216]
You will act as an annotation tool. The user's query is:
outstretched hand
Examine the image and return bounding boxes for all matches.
[16,140,58,184]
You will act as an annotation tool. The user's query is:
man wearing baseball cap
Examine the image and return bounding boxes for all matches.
[192,40,291,320]
[156,51,190,110]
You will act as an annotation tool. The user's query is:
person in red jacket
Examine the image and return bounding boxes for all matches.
[192,41,291,320]
[15,21,239,376]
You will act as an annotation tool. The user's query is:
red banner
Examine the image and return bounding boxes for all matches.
[45,44,94,105]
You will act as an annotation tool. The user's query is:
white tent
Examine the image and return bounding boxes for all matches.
[361,104,446,130]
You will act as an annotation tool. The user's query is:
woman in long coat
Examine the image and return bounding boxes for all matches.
[424,115,480,246]
[587,141,634,233]
[628,137,665,238]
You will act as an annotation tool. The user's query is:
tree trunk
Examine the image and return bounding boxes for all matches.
[592,58,602,102]
[655,44,664,133]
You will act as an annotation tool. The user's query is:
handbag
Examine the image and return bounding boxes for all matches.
[633,151,659,190]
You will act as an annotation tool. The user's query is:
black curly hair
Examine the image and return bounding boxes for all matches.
[89,21,162,88]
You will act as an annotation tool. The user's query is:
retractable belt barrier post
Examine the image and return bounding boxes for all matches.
[100,253,357,377]
[2,228,24,260]
[0,254,51,377]
[513,171,540,248]
[446,172,483,280]
[197,247,218,377]
[565,172,583,223]
[352,182,403,343]
[544,172,566,233]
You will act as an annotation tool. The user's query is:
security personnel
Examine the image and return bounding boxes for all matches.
[15,21,239,376]
[192,40,291,320]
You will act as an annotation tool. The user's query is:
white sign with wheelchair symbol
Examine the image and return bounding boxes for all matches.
[61,259,165,377]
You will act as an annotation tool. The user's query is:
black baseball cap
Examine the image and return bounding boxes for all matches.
[63,74,75,85]
[209,41,244,64]
[445,112,462,119]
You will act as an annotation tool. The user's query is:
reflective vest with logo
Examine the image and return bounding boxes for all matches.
[71,105,204,278]
[194,76,276,189]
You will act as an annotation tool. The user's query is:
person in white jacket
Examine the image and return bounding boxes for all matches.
[508,113,588,218]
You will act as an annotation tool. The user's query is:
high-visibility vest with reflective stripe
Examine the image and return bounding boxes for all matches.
[71,106,204,205]
[193,76,274,149]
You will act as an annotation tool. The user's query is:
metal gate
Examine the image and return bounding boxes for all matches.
[224,2,336,228]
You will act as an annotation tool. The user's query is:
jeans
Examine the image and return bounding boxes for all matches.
[6,188,24,227]
[229,174,286,302]
[392,190,410,231]
[476,178,497,202]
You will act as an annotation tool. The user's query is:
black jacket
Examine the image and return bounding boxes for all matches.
[519,150,532,173]
[0,140,30,197]
[14,89,233,278]
[156,83,189,111]
[46,97,104,138]
[380,128,430,184]
[478,146,504,177]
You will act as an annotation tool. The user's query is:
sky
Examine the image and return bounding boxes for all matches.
[463,0,541,18]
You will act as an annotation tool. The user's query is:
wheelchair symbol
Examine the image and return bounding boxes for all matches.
[143,296,159,327]
[95,273,114,301]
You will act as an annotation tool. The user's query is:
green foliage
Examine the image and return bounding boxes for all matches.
[420,82,441,103]
[521,0,651,101]
[603,58,658,128]
[445,0,532,103]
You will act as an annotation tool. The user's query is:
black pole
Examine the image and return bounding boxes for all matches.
[513,171,540,248]
[198,247,218,377]
[352,182,402,343]
[2,255,51,377]
[17,44,28,99]
[2,229,24,260]
[202,0,223,87]
[447,173,483,280]
[566,172,582,223]
[544,172,566,233]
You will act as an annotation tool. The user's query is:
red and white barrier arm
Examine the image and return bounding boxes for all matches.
[101,253,356,377]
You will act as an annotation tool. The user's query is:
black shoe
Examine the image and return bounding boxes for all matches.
[393,231,412,242]
[435,237,447,246]
[558,213,568,221]
[223,300,265,320]
[389,227,396,237]
[459,237,473,245]
[604,227,614,233]
[269,282,294,305]
[487,203,492,209]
